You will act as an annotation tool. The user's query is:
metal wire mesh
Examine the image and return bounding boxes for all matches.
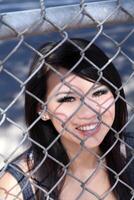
[0,0,134,199]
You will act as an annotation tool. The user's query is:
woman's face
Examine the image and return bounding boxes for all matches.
[45,68,115,149]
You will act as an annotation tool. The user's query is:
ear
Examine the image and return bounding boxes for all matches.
[39,113,50,121]
[37,104,50,121]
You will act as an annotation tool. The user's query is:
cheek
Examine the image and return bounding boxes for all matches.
[50,112,72,134]
[48,107,72,131]
[100,96,115,121]
[53,112,68,123]
[48,102,80,122]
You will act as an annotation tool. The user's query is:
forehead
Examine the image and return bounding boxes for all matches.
[46,68,100,97]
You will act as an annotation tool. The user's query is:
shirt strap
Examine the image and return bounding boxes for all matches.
[7,163,35,200]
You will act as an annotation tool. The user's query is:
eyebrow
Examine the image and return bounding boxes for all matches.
[92,83,104,89]
[56,83,87,96]
[56,91,75,96]
[55,83,106,96]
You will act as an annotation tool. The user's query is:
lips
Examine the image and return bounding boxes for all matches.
[76,122,101,137]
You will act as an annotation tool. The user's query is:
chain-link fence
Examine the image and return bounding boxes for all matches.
[0,0,134,199]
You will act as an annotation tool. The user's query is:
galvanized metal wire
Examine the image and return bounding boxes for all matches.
[0,0,134,199]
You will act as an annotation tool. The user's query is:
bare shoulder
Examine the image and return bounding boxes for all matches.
[0,150,34,200]
[0,171,23,200]
[0,153,30,200]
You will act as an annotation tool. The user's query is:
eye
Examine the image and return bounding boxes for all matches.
[92,88,109,97]
[57,96,76,103]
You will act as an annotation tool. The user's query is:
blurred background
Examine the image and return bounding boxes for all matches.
[0,0,133,167]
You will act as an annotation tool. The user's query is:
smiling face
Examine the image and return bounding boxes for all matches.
[43,68,115,151]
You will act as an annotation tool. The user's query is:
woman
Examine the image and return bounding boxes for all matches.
[0,38,133,199]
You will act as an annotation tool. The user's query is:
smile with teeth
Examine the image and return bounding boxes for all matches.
[76,122,101,136]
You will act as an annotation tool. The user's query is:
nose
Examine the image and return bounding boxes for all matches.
[76,98,101,120]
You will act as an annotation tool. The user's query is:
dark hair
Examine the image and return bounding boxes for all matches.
[25,38,131,199]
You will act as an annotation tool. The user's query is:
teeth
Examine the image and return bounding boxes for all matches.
[77,124,98,131]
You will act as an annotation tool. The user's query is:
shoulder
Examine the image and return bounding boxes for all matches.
[0,149,33,200]
[0,169,23,200]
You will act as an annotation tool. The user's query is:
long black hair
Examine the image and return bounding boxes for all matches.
[25,38,132,199]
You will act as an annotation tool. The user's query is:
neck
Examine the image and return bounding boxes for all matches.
[61,138,101,176]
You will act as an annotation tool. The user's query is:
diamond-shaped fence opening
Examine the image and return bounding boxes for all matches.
[0,0,134,199]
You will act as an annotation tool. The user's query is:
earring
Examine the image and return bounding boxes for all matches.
[38,105,49,121]
[38,111,41,115]
[38,112,49,121]
[40,113,49,121]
